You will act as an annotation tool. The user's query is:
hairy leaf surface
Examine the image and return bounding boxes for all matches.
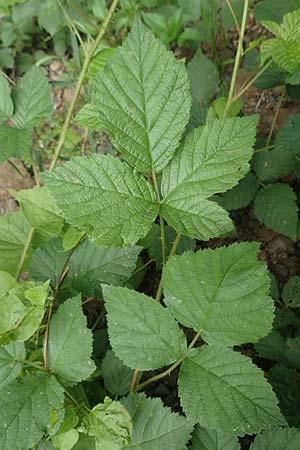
[92,19,191,174]
[103,286,187,370]
[250,427,300,450]
[178,346,285,435]
[43,154,158,247]
[122,393,194,450]
[163,242,274,346]
[190,425,240,450]
[161,116,258,239]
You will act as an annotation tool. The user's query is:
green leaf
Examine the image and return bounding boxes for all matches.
[163,242,274,347]
[12,65,52,128]
[161,116,258,240]
[47,295,96,384]
[92,19,191,174]
[0,211,32,276]
[261,38,300,73]
[0,271,17,295]
[213,172,258,211]
[254,0,300,23]
[103,285,187,370]
[88,48,116,80]
[0,373,65,450]
[43,154,158,247]
[178,346,285,435]
[254,183,298,240]
[11,187,64,236]
[122,392,194,450]
[0,290,25,335]
[102,350,134,397]
[0,125,31,163]
[0,74,13,121]
[52,429,79,450]
[250,427,300,450]
[63,227,86,251]
[38,0,63,36]
[190,425,240,450]
[0,341,25,389]
[268,364,300,427]
[282,276,300,307]
[255,330,286,361]
[75,103,103,130]
[82,397,132,450]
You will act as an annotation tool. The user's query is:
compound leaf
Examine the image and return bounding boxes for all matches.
[0,125,30,163]
[43,154,158,247]
[12,65,52,128]
[0,211,32,276]
[0,373,65,450]
[122,393,194,450]
[0,74,13,121]
[47,296,96,384]
[103,285,187,370]
[190,425,240,450]
[163,242,274,347]
[178,346,285,435]
[250,427,300,450]
[92,19,191,174]
[161,116,258,240]
[254,183,298,241]
[0,341,25,389]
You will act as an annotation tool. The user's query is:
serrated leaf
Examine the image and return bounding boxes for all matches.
[12,65,52,128]
[178,346,285,435]
[122,392,194,450]
[0,373,65,450]
[213,172,258,211]
[0,341,25,389]
[254,183,298,240]
[102,350,134,397]
[0,211,32,276]
[82,397,132,450]
[92,19,191,174]
[103,285,187,370]
[161,116,258,240]
[43,154,158,247]
[255,330,286,361]
[75,103,103,130]
[268,364,300,427]
[250,427,300,450]
[47,296,96,384]
[190,425,240,450]
[63,227,86,251]
[88,47,116,80]
[261,38,300,73]
[11,187,64,236]
[0,125,31,163]
[0,74,13,121]
[282,276,300,307]
[254,0,300,23]
[51,429,79,450]
[163,242,274,347]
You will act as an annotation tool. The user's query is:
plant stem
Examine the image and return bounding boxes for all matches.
[136,330,202,391]
[49,0,119,170]
[225,0,241,34]
[254,144,274,153]
[224,0,249,117]
[16,227,34,281]
[266,86,285,147]
[152,171,167,267]
[233,60,272,102]
[155,233,182,302]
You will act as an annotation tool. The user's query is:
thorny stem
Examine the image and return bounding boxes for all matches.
[266,86,286,147]
[136,330,203,391]
[224,0,249,117]
[16,227,35,281]
[43,234,86,370]
[49,0,119,170]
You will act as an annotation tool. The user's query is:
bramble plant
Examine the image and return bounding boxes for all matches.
[1,1,300,449]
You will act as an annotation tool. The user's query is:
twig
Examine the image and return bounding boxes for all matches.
[16,227,34,281]
[266,86,285,147]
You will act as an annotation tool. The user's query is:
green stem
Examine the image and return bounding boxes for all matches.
[224,0,249,117]
[49,0,119,170]
[136,330,202,391]
[254,144,274,153]
[16,227,34,281]
[225,0,241,34]
[266,86,285,147]
[233,60,272,102]
[155,234,181,302]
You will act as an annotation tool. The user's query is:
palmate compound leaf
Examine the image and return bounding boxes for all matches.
[163,242,274,347]
[250,427,300,450]
[103,285,187,370]
[43,154,158,247]
[91,19,191,174]
[12,65,52,128]
[160,116,259,240]
[178,346,285,436]
[0,211,33,276]
[121,393,194,450]
[47,295,96,384]
[0,373,65,450]
[190,425,240,450]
